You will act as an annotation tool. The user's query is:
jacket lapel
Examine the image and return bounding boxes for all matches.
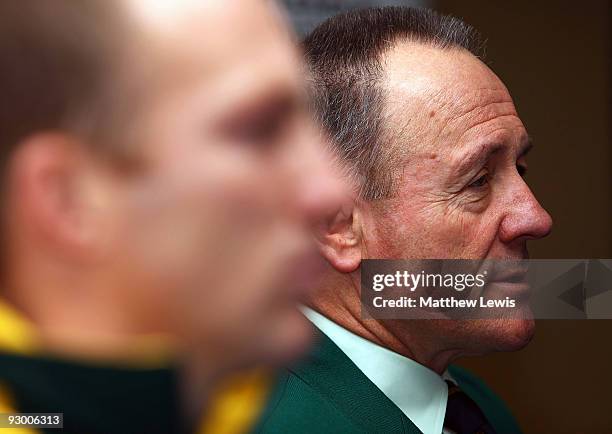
[290,331,422,434]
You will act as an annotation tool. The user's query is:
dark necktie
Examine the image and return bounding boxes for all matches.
[444,381,497,434]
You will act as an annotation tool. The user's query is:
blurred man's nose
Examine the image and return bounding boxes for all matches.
[499,182,553,244]
[293,128,348,225]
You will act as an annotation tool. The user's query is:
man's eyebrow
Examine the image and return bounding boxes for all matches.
[453,135,533,176]
[452,142,505,176]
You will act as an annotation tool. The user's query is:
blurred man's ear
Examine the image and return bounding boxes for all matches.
[6,133,106,261]
[315,201,362,273]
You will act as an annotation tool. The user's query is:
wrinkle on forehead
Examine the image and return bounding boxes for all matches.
[381,41,523,157]
[435,96,522,150]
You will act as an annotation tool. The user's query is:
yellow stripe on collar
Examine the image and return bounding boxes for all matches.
[0,385,40,434]
[0,299,47,433]
[199,369,271,434]
[0,301,38,355]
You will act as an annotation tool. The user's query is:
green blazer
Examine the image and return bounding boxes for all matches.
[255,331,522,434]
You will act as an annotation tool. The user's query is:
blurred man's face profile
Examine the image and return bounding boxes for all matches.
[359,43,553,353]
[91,0,340,364]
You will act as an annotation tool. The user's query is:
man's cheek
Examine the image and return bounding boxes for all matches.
[453,214,500,258]
[421,209,476,257]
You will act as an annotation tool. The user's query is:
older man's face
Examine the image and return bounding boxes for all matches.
[358,42,552,351]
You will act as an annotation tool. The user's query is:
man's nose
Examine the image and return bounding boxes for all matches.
[293,129,349,225]
[498,182,553,244]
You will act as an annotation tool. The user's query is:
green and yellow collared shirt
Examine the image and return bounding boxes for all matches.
[0,300,270,434]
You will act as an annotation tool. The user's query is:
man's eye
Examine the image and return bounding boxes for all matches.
[229,94,298,150]
[236,115,284,146]
[468,173,488,189]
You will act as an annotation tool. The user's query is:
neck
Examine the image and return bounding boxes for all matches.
[309,270,463,374]
[2,265,176,362]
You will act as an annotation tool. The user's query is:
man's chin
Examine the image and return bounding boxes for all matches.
[490,318,535,352]
[457,318,535,356]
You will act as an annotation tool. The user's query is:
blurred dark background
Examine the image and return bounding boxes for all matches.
[283,1,612,432]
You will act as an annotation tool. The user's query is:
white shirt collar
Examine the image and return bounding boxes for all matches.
[304,307,453,434]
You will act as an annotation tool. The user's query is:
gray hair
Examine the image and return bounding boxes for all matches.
[303,7,485,200]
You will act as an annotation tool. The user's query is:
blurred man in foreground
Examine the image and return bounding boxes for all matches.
[0,1,343,433]
[258,7,552,434]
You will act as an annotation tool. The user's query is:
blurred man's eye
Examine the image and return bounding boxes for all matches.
[226,93,297,151]
[235,113,286,147]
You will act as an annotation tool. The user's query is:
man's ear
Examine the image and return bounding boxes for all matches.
[7,133,103,260]
[315,200,362,273]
